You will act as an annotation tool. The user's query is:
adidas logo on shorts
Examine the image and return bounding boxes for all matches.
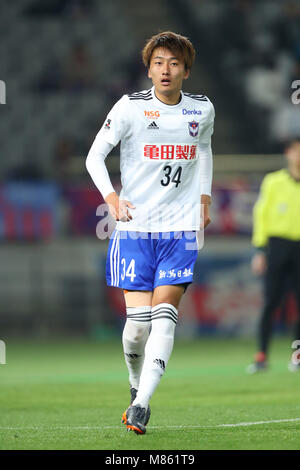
[147,121,159,130]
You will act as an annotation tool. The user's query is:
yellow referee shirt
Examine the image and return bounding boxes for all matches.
[252,169,300,248]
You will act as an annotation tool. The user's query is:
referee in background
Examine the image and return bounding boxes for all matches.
[247,137,300,373]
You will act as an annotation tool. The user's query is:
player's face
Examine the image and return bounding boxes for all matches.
[148,47,190,98]
[286,142,300,173]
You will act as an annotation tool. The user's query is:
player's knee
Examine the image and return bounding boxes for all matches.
[131,326,148,342]
[155,298,174,308]
[151,313,177,337]
[154,298,180,309]
[123,319,149,343]
[150,303,178,336]
[151,321,176,338]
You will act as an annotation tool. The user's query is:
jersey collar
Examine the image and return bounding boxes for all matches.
[151,86,183,108]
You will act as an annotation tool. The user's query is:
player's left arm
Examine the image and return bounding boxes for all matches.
[199,146,212,229]
[201,193,211,229]
[199,101,215,229]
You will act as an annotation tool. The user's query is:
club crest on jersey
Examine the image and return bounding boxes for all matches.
[104,119,111,130]
[188,120,199,137]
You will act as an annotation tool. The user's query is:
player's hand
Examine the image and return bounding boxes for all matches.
[251,252,267,275]
[200,195,211,229]
[105,192,135,222]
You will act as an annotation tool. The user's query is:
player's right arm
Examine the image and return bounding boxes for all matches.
[85,96,135,222]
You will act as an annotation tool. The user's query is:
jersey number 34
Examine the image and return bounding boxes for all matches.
[121,258,136,282]
[161,165,182,188]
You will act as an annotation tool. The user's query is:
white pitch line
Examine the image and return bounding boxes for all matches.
[1,418,300,431]
[153,418,300,429]
[217,418,300,428]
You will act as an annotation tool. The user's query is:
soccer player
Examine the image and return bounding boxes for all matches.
[86,31,215,434]
[247,137,300,373]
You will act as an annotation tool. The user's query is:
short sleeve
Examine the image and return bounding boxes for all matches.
[98,95,130,146]
[199,102,215,144]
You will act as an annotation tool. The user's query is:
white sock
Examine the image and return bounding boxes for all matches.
[122,306,151,389]
[132,303,178,409]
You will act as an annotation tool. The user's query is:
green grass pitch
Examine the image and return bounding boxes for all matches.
[0,336,300,450]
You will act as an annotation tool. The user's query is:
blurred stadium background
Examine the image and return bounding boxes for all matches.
[0,0,300,342]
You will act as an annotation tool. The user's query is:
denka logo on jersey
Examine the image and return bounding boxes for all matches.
[144,110,160,119]
[144,144,197,161]
[182,109,202,115]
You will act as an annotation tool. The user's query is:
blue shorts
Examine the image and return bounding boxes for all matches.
[106,230,198,292]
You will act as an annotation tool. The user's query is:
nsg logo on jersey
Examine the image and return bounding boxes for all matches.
[144,110,160,119]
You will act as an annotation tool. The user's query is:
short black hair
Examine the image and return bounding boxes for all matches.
[284,136,300,151]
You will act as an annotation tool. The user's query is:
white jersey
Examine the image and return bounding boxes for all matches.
[98,86,215,232]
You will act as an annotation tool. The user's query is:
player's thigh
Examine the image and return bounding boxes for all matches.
[152,231,197,309]
[106,230,155,291]
[152,284,185,309]
[124,289,153,308]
